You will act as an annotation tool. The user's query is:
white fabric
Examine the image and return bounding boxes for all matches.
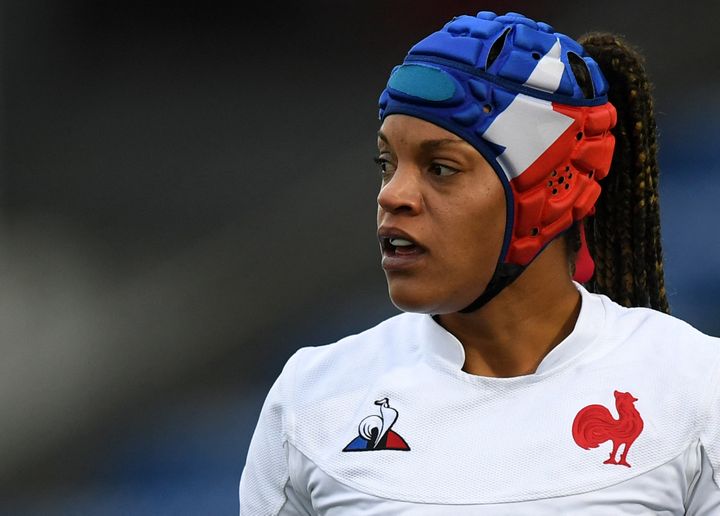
[240,283,720,514]
[283,440,717,515]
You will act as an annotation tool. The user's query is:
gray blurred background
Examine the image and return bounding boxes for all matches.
[0,1,718,514]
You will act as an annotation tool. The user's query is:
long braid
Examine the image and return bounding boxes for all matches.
[566,33,669,313]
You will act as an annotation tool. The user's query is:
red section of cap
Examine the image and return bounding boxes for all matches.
[573,221,594,283]
[504,101,615,267]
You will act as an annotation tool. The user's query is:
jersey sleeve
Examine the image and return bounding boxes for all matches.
[685,443,720,515]
[697,349,720,492]
[239,350,312,516]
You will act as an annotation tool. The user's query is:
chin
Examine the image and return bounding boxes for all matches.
[387,283,462,315]
[389,297,437,314]
[386,281,435,313]
[386,278,484,315]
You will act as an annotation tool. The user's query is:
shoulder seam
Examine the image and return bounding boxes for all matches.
[272,477,293,516]
[282,348,310,445]
[699,352,720,443]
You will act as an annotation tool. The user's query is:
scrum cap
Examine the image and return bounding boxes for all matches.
[379,11,617,311]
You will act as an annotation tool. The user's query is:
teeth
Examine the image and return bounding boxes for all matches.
[390,238,414,247]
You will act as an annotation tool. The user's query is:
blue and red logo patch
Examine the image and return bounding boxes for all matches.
[343,398,410,452]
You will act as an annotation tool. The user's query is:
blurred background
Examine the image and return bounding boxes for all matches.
[0,1,717,514]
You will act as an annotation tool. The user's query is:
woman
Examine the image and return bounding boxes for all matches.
[240,11,720,514]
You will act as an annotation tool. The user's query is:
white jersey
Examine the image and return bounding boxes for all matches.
[240,283,720,514]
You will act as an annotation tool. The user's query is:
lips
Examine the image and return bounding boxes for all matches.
[377,226,426,271]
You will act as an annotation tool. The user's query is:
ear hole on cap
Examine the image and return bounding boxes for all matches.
[485,28,511,69]
[568,52,594,99]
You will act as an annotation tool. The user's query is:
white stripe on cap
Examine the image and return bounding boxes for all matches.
[483,93,573,181]
[524,39,564,93]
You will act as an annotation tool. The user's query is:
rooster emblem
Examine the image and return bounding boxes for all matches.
[572,390,644,467]
[342,398,410,452]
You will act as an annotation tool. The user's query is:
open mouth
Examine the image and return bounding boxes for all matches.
[382,236,423,256]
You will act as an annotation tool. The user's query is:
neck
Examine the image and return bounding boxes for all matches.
[435,241,581,378]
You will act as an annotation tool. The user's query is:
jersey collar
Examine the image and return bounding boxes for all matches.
[419,281,606,382]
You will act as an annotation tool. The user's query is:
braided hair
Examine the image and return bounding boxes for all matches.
[565,33,669,313]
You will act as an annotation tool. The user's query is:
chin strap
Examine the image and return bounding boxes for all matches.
[459,223,594,313]
[458,262,525,313]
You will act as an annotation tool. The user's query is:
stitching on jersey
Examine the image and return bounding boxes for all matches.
[288,441,697,507]
[684,438,704,507]
[698,351,720,490]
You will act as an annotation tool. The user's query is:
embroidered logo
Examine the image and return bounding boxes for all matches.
[342,397,410,452]
[572,390,644,467]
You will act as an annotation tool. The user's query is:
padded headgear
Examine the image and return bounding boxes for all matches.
[378,11,617,312]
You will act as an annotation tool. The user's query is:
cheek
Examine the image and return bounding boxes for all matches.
[449,189,505,246]
[441,193,506,277]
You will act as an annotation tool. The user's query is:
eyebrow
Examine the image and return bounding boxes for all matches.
[377,131,468,151]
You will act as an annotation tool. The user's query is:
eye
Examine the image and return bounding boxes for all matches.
[429,163,459,177]
[373,156,396,178]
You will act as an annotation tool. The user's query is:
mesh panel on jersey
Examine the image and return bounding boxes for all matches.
[289,441,700,512]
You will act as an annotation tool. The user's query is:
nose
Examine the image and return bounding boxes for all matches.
[376,166,422,215]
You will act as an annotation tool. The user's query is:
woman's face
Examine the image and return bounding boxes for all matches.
[376,114,506,314]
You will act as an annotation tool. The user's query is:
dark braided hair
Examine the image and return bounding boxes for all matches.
[564,33,669,313]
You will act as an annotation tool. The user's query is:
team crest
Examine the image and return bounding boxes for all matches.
[572,390,644,467]
[342,397,410,452]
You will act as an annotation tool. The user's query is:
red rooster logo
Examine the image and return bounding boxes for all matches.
[572,390,643,467]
